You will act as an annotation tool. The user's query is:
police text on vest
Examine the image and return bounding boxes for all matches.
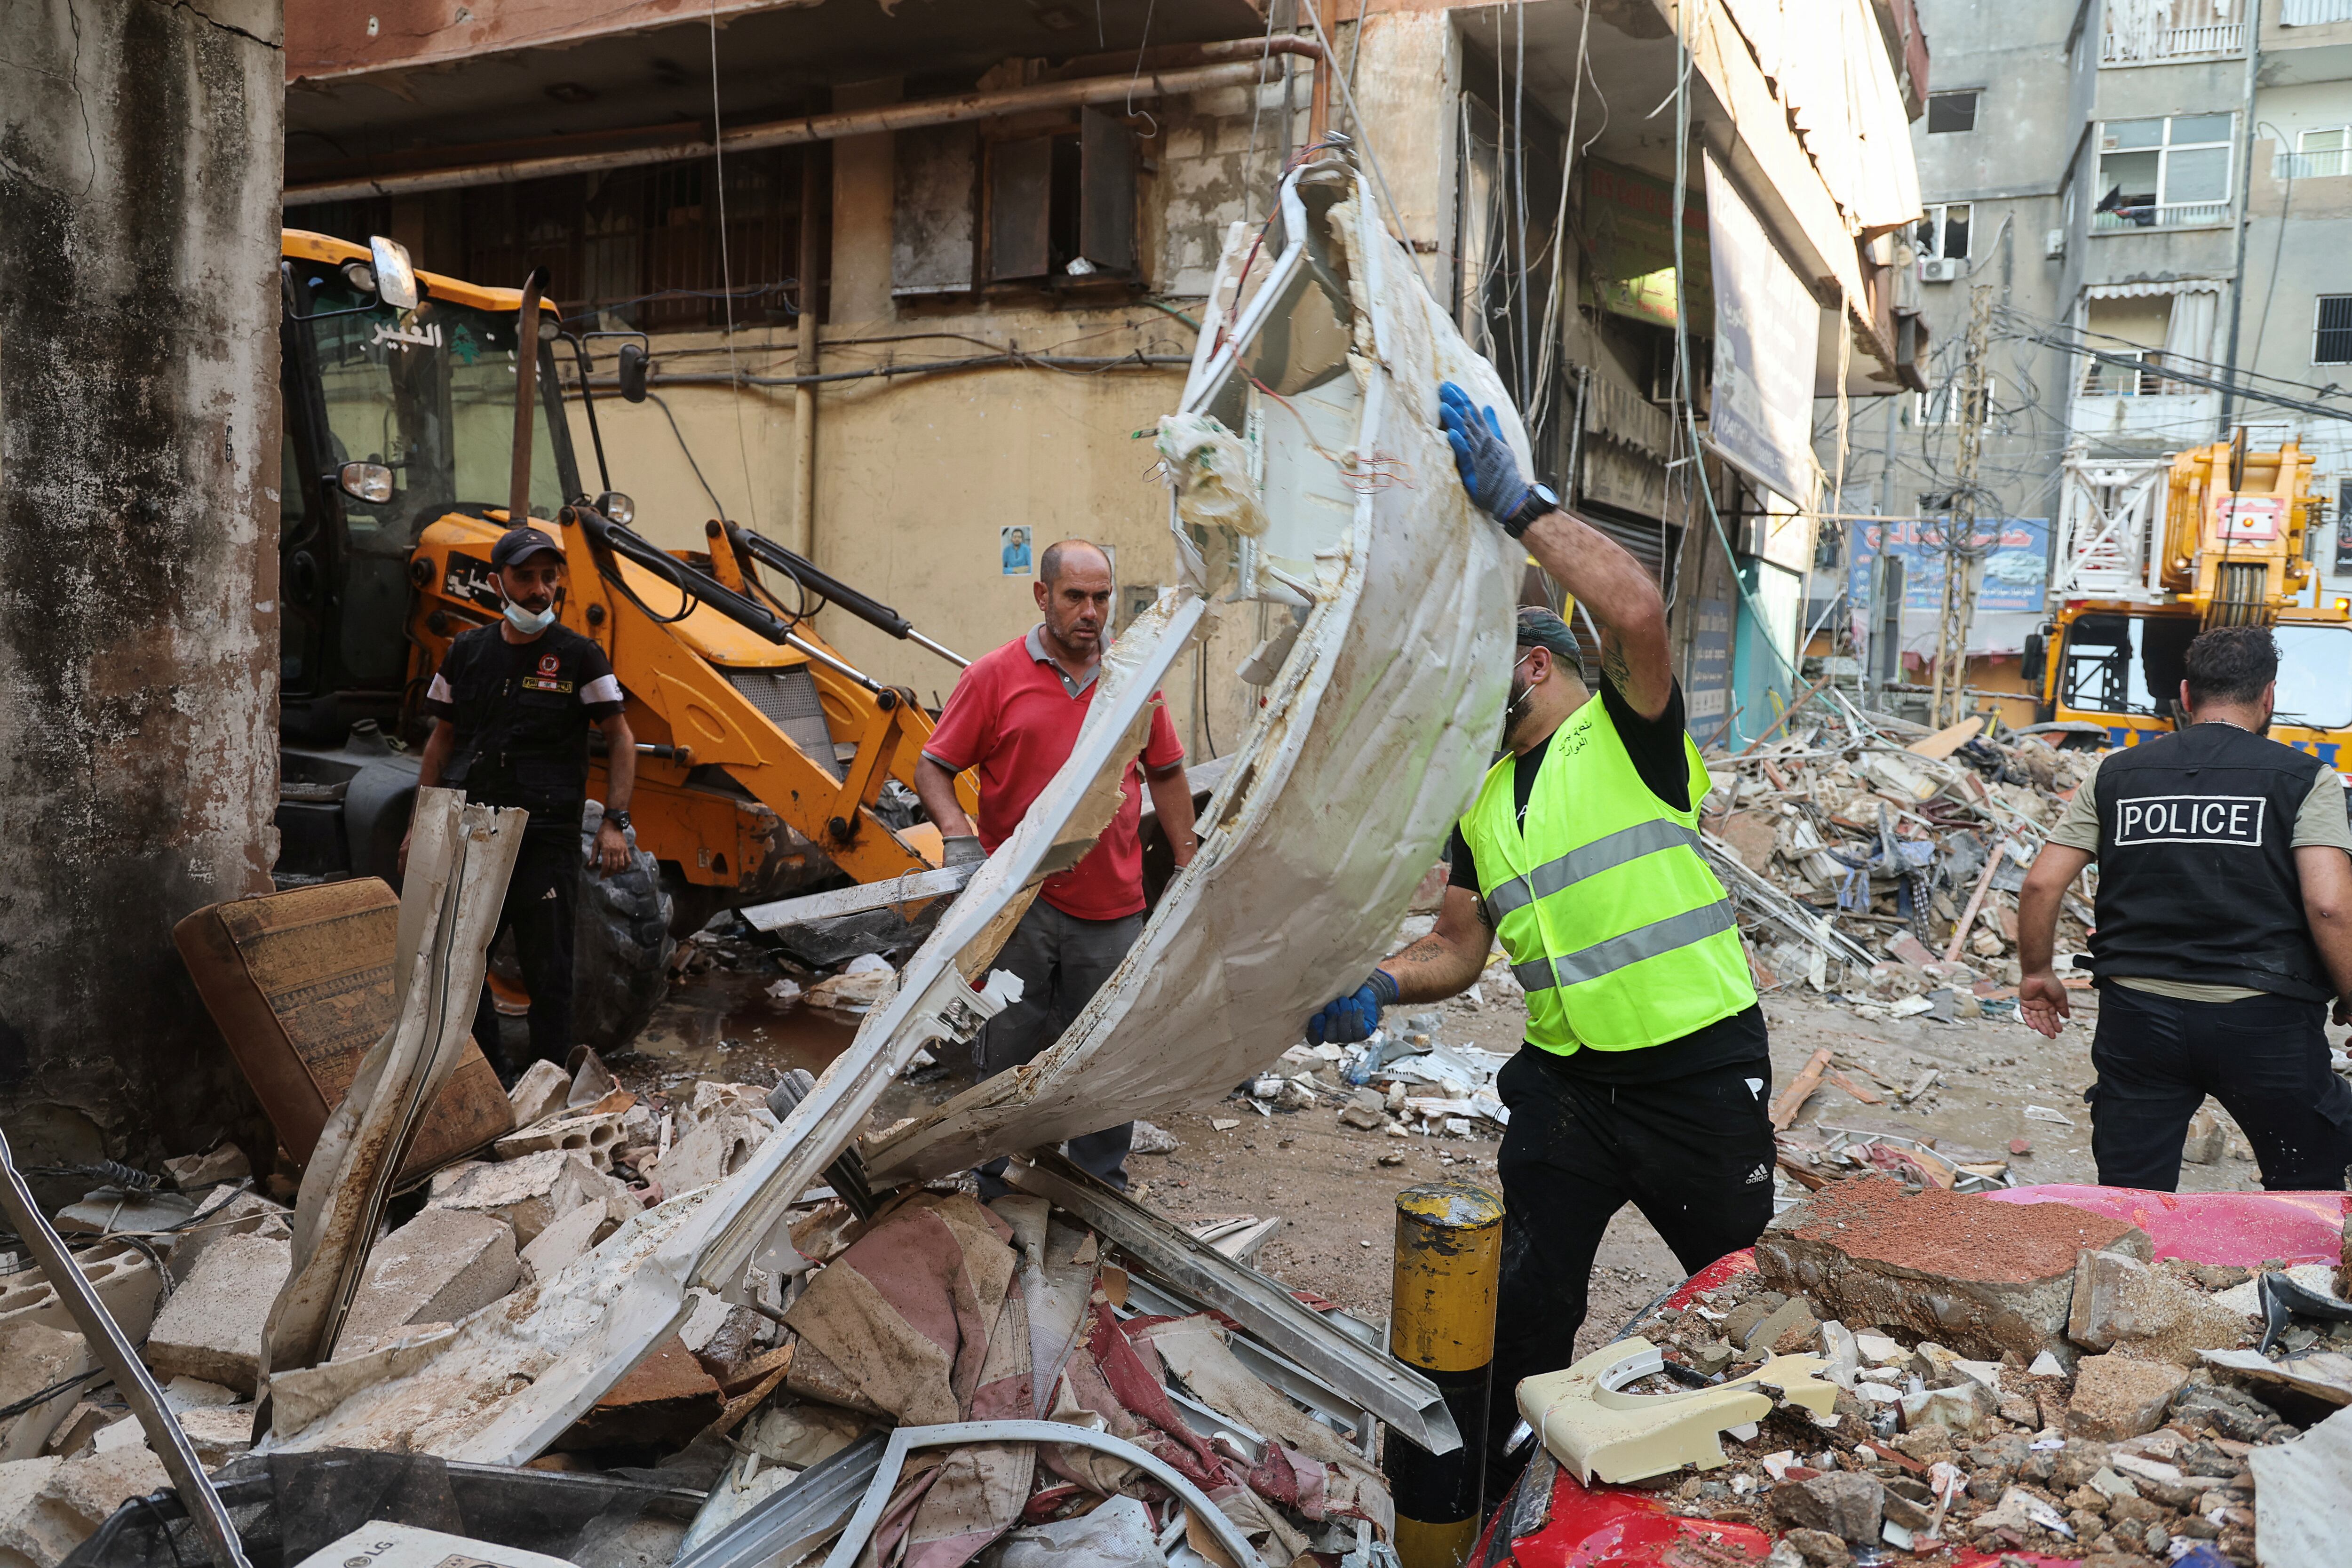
[2112,795,2266,846]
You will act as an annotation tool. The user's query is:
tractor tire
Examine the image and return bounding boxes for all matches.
[573,801,676,1054]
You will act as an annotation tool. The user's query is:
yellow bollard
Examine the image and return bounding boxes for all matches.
[1387,1180,1503,1568]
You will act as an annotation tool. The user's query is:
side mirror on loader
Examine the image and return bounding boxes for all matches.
[339,462,393,503]
[2020,631,2046,685]
[617,343,650,404]
[367,236,419,311]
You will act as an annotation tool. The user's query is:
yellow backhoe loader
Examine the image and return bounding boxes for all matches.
[273,231,975,1047]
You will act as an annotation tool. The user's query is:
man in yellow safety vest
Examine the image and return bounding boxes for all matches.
[1305,382,1777,1504]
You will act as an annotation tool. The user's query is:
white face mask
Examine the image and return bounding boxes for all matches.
[503,600,556,635]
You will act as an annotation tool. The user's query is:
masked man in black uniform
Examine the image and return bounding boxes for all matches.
[404,525,637,1078]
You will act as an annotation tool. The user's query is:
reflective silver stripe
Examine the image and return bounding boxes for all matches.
[1485,821,1704,921]
[1512,901,1740,995]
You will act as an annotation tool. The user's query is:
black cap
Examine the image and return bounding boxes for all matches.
[490,525,564,570]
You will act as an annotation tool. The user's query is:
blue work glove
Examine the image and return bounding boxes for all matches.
[1305,969,1401,1046]
[1437,381,1533,523]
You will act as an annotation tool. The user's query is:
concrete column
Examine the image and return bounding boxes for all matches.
[829,78,902,326]
[1346,11,1462,298]
[0,0,285,1173]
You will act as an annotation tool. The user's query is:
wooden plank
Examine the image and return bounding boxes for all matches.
[1942,843,2005,963]
[1770,1047,1834,1130]
[1907,714,1984,760]
[1825,1068,1883,1106]
[739,864,976,932]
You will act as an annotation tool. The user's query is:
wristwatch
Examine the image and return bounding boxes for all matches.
[605,809,631,831]
[1501,482,1560,540]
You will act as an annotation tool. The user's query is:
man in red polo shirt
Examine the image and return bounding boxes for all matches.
[914,538,1196,1192]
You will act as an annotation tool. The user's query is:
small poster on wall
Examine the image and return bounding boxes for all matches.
[1000,526,1033,576]
[1686,598,1732,744]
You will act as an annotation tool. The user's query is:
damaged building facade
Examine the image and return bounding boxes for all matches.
[276,0,1927,757]
[1844,0,2352,727]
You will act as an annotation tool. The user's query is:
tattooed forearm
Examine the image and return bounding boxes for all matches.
[1393,935,1454,964]
[1600,632,1631,692]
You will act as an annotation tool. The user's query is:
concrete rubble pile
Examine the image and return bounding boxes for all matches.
[1240,1009,1511,1150]
[1700,699,2106,1027]
[0,1061,1427,1568]
[1523,1170,2352,1568]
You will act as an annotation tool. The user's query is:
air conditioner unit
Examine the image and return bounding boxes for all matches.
[2046,228,2066,259]
[1918,257,1963,283]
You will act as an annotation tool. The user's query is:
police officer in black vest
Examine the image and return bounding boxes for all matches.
[2018,625,2352,1190]
[401,525,638,1079]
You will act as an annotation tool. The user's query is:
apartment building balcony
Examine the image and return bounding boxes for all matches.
[2091,198,2233,231]
[2103,0,2244,64]
[2277,146,2352,179]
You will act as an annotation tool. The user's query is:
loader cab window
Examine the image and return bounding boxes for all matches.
[2273,624,2352,731]
[2058,613,2197,719]
[289,260,577,688]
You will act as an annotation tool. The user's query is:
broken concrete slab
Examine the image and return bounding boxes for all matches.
[0,1322,92,1461]
[1768,1471,1884,1544]
[2068,1354,2189,1441]
[429,1150,614,1245]
[173,1406,255,1470]
[1899,1379,1994,1437]
[161,1377,240,1412]
[337,1207,519,1356]
[517,1199,616,1284]
[2181,1107,2225,1165]
[162,1146,250,1190]
[51,1188,197,1237]
[2067,1248,2249,1365]
[2200,1347,2352,1407]
[0,1242,162,1346]
[1756,1174,2148,1363]
[508,1059,571,1129]
[1747,1297,1820,1355]
[164,1189,291,1284]
[0,1445,171,1568]
[2249,1402,2352,1568]
[39,1405,110,1462]
[143,1232,291,1395]
[648,1104,775,1197]
[494,1109,627,1171]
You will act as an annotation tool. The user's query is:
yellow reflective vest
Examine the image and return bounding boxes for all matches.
[1459,694,1755,1054]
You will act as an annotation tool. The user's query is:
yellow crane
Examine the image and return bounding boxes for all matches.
[2031,433,2352,768]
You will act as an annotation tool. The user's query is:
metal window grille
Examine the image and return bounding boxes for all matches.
[458,152,804,332]
[2316,296,2352,365]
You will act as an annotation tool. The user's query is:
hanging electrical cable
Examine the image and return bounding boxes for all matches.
[1525,0,1593,440]
[708,5,760,532]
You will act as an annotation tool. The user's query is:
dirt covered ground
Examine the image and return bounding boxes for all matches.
[611,925,2312,1363]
